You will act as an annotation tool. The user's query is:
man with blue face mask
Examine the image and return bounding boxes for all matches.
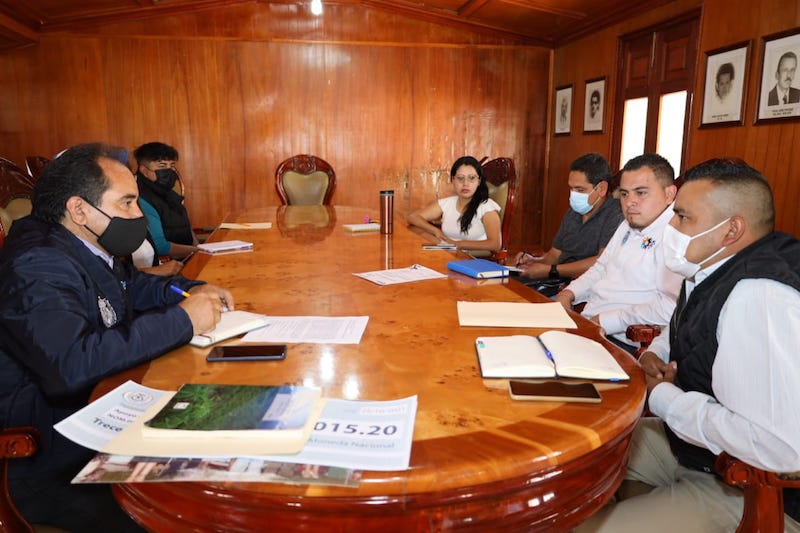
[133,141,198,262]
[514,153,623,293]
[0,143,234,532]
[577,158,800,533]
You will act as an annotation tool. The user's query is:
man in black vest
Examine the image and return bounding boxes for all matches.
[134,142,198,260]
[577,158,800,532]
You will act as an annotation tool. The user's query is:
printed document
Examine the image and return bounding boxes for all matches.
[242,316,368,344]
[57,381,417,473]
[354,264,447,286]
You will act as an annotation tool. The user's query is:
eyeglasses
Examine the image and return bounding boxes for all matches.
[454,174,479,184]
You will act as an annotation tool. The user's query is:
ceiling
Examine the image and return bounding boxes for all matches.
[0,0,676,51]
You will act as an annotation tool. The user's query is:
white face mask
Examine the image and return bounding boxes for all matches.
[569,186,598,215]
[662,217,730,278]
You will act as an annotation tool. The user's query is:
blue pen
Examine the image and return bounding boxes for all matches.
[536,337,555,362]
[169,285,191,298]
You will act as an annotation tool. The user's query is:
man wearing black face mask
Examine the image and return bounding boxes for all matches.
[0,143,233,532]
[133,141,198,260]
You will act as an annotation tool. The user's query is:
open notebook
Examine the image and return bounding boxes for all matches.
[190,310,269,347]
[475,330,629,381]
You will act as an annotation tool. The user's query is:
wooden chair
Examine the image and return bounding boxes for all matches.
[716,452,800,532]
[0,426,39,533]
[24,157,49,180]
[0,158,35,223]
[275,155,336,205]
[625,324,662,358]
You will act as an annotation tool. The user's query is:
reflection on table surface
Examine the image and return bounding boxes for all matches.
[95,205,646,532]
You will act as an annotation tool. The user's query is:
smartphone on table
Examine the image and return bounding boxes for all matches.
[508,380,601,403]
[206,344,287,362]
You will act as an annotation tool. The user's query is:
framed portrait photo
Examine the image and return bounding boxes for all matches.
[700,41,750,127]
[756,27,800,124]
[583,77,606,133]
[554,85,573,135]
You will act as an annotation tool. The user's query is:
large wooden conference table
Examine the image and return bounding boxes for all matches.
[95,205,646,532]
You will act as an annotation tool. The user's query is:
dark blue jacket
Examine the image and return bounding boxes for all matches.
[0,216,203,479]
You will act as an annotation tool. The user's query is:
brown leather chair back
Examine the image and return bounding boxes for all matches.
[0,157,35,222]
[466,157,516,262]
[275,155,336,205]
[24,156,50,180]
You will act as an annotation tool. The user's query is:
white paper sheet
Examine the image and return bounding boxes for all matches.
[457,301,578,329]
[241,316,369,344]
[354,264,447,286]
[218,222,272,230]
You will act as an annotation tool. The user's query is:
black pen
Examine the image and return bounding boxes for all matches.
[180,251,196,264]
[516,251,533,268]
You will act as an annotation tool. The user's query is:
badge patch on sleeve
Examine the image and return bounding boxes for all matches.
[97,296,118,327]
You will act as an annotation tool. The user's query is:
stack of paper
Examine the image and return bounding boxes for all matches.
[105,384,326,456]
[197,240,254,254]
[456,301,577,329]
[343,223,381,233]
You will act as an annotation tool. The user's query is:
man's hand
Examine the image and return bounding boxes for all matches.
[639,351,677,393]
[522,262,550,279]
[512,251,539,268]
[179,290,224,335]
[189,284,235,312]
[142,260,183,277]
[554,289,575,311]
[178,284,235,334]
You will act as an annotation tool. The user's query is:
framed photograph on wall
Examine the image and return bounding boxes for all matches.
[756,27,800,124]
[700,41,750,127]
[583,77,606,133]
[554,85,573,135]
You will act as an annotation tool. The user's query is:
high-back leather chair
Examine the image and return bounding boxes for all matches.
[0,158,36,223]
[0,207,11,246]
[465,157,517,263]
[275,155,336,206]
[24,156,50,180]
[0,426,39,533]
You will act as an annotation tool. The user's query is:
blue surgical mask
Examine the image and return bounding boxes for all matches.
[569,186,598,215]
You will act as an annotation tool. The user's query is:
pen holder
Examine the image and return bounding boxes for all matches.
[379,190,394,234]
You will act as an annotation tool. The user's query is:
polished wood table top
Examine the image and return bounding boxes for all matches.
[96,205,646,532]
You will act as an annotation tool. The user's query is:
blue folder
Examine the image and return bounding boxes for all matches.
[446,259,510,279]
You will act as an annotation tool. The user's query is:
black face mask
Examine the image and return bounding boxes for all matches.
[84,201,149,257]
[154,168,179,191]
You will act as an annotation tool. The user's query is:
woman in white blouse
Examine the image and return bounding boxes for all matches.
[407,156,501,252]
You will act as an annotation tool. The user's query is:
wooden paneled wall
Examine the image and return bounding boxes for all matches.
[549,0,800,244]
[690,0,800,235]
[546,0,701,245]
[0,3,549,247]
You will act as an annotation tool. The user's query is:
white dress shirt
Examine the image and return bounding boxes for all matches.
[648,262,800,472]
[566,205,683,341]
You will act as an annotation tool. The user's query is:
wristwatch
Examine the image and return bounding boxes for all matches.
[549,264,559,279]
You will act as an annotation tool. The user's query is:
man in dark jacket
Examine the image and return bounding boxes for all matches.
[0,143,233,532]
[576,158,800,532]
[134,141,198,259]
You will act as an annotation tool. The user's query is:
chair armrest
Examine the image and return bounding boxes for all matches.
[625,324,661,347]
[1,426,39,459]
[716,452,800,532]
